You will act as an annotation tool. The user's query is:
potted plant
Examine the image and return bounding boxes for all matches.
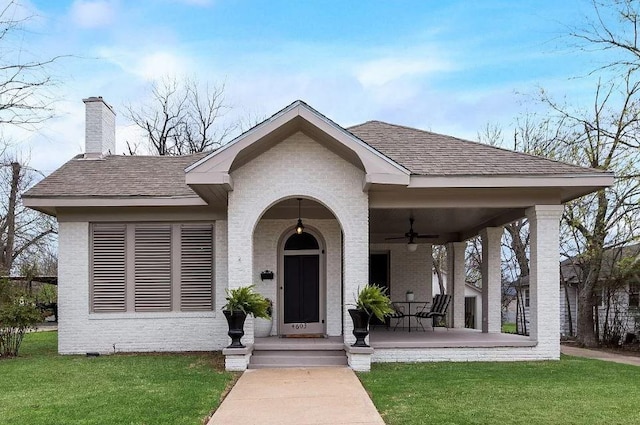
[406,290,414,301]
[254,298,273,338]
[349,284,393,347]
[222,285,271,348]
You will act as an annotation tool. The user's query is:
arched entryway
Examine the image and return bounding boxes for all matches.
[278,229,326,336]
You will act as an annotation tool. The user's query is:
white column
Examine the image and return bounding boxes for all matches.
[226,192,255,344]
[526,205,564,357]
[226,193,253,291]
[343,210,370,345]
[480,227,502,333]
[447,242,467,328]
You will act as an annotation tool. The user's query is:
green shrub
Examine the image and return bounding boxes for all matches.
[0,279,42,358]
[222,285,271,319]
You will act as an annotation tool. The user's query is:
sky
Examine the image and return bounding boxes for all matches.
[3,0,619,175]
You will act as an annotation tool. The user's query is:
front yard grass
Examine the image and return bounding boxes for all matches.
[359,358,640,425]
[0,332,234,425]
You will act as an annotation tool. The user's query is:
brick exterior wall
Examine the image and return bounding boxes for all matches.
[370,243,433,328]
[372,345,554,363]
[57,220,230,354]
[227,132,369,345]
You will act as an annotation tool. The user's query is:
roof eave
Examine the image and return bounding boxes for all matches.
[407,173,613,189]
[23,196,207,216]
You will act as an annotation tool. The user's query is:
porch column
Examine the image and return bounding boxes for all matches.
[526,205,564,357]
[343,207,370,346]
[226,191,255,347]
[447,242,466,328]
[480,227,502,333]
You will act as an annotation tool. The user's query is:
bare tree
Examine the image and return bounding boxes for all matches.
[0,2,61,275]
[125,77,234,155]
[0,1,65,130]
[539,75,640,347]
[0,160,56,275]
[432,245,447,294]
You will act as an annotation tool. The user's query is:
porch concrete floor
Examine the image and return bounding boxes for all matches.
[369,327,537,348]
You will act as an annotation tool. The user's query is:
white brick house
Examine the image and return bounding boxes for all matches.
[24,98,613,371]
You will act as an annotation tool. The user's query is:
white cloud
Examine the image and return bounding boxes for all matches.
[355,57,452,88]
[69,0,116,29]
[97,47,193,81]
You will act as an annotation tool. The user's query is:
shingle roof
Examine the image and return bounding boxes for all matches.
[348,121,599,176]
[25,118,604,200]
[24,153,208,198]
[560,244,640,283]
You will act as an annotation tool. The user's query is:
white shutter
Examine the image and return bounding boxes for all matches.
[91,224,126,312]
[134,224,172,311]
[180,224,214,311]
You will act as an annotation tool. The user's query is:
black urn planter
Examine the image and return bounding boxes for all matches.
[348,308,371,347]
[223,310,247,348]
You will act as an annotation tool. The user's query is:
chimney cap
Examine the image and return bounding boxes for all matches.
[82,96,115,114]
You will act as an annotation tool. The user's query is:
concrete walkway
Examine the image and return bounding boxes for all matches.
[561,345,640,366]
[207,367,385,425]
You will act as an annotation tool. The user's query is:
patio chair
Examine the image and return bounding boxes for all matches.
[415,294,451,331]
[390,303,407,331]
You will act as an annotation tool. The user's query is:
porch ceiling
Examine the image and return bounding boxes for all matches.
[369,207,522,244]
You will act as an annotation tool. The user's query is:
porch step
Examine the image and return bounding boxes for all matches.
[249,349,348,368]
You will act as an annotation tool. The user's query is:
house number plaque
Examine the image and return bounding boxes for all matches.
[291,323,307,330]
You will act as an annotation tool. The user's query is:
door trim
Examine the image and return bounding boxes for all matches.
[277,226,326,336]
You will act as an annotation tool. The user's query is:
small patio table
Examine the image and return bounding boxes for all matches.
[392,301,430,332]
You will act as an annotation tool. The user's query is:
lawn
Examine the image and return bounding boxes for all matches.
[359,358,640,425]
[501,322,517,333]
[0,332,235,425]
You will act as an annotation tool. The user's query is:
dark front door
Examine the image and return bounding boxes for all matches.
[280,232,324,335]
[284,255,320,323]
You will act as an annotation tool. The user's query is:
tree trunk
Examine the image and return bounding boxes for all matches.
[1,162,20,275]
[577,285,598,347]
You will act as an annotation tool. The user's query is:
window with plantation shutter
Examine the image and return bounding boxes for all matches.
[91,224,127,312]
[90,222,215,313]
[134,224,172,311]
[180,224,214,311]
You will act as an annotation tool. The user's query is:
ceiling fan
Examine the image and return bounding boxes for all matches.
[386,217,438,251]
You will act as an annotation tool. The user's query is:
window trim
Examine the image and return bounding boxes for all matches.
[89,221,215,314]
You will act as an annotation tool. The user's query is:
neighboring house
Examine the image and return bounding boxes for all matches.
[559,245,640,340]
[23,98,613,371]
[518,245,640,340]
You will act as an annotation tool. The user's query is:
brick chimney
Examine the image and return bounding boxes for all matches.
[83,96,116,158]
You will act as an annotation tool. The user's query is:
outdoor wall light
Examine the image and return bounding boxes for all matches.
[295,198,305,234]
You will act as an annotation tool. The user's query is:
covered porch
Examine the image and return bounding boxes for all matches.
[184,101,612,371]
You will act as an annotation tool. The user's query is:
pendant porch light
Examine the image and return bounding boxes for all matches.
[295,198,305,234]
